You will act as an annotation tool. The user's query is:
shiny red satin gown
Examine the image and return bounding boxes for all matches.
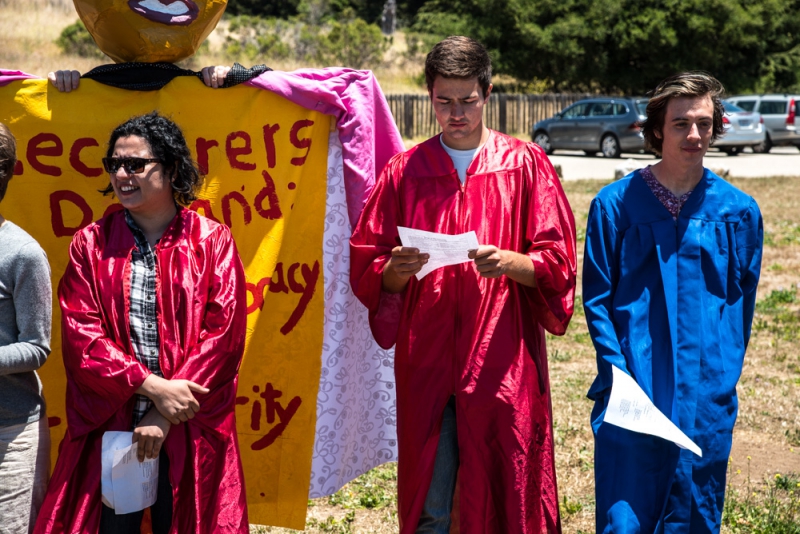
[35,208,249,534]
[350,132,577,533]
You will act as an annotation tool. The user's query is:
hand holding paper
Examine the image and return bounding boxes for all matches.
[603,365,702,457]
[102,431,160,515]
[397,226,480,280]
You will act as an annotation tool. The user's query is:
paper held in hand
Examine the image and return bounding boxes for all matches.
[397,226,480,280]
[101,431,159,515]
[603,365,703,457]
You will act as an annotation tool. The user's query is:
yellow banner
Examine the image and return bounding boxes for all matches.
[0,77,329,529]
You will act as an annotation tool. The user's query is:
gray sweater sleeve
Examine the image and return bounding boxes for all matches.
[0,242,52,375]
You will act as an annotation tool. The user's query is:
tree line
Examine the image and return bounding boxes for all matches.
[226,0,800,94]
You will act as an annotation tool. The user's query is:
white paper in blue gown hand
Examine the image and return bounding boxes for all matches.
[604,366,702,457]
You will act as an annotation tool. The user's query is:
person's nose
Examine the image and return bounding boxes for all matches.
[112,168,135,181]
[687,123,701,142]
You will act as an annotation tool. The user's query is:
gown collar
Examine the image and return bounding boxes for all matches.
[632,168,714,221]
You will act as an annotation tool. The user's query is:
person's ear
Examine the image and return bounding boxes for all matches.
[484,83,493,99]
[654,128,662,140]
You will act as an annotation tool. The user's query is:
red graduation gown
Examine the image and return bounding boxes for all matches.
[35,208,248,534]
[350,132,577,533]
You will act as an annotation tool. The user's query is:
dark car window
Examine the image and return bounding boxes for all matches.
[758,101,787,114]
[735,100,757,112]
[613,103,628,116]
[563,103,590,118]
[590,103,613,116]
[723,101,745,113]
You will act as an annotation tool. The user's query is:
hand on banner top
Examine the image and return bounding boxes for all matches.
[47,66,234,92]
[201,65,232,89]
[47,70,80,93]
[73,0,228,63]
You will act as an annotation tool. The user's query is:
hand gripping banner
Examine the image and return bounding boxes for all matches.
[0,70,403,529]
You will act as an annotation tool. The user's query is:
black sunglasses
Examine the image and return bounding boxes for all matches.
[102,157,161,174]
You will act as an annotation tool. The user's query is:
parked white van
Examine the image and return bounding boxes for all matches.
[725,94,800,153]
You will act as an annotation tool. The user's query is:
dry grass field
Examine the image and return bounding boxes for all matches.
[2,2,798,532]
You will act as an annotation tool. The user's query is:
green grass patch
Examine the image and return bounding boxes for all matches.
[572,332,592,345]
[326,463,397,510]
[785,429,800,447]
[723,473,800,533]
[754,289,800,344]
[573,294,585,316]
[307,511,356,533]
[560,495,584,516]
[549,349,573,363]
[756,289,797,313]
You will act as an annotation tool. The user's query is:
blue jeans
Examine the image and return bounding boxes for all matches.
[416,396,459,534]
[99,450,172,534]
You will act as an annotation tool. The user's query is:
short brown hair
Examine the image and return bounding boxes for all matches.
[641,71,725,155]
[425,36,492,97]
[0,123,17,202]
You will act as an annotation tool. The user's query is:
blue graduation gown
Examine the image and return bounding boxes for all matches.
[583,169,763,534]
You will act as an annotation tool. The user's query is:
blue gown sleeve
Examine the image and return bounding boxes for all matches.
[736,198,763,346]
[582,198,629,433]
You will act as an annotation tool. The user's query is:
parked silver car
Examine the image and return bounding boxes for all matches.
[531,97,648,158]
[711,101,765,155]
[725,94,800,152]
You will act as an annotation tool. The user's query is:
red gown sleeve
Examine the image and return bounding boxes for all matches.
[58,230,151,438]
[349,155,405,349]
[522,144,578,335]
[170,226,247,434]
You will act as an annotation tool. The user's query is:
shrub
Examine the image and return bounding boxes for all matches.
[223,16,293,62]
[223,12,389,70]
[315,15,390,69]
[55,20,104,58]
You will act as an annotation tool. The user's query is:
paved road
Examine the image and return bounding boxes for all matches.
[549,146,800,180]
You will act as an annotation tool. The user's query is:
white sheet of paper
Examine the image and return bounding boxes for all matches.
[604,365,702,457]
[397,227,480,280]
[101,431,128,510]
[101,431,159,515]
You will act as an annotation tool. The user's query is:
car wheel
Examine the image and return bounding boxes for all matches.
[753,134,772,153]
[600,134,621,158]
[722,147,740,156]
[533,131,553,155]
[583,150,598,157]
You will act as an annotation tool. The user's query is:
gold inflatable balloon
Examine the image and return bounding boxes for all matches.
[74,0,228,64]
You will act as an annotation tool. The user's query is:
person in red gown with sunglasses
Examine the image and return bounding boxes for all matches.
[35,112,249,534]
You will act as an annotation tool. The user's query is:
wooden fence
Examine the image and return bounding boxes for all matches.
[385,93,594,139]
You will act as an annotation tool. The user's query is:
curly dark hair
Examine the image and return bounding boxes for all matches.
[641,71,726,156]
[102,112,202,206]
[0,122,17,203]
[425,36,492,97]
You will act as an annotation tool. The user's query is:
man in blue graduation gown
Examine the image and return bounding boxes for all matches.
[583,72,763,533]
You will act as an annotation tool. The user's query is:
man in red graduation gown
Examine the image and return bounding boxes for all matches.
[350,37,577,534]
